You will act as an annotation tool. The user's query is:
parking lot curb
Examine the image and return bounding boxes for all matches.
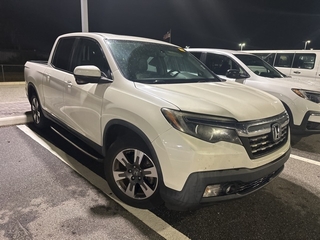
[0,112,32,127]
[0,81,25,86]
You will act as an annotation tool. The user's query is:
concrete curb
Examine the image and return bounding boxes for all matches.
[0,112,32,127]
[0,81,25,86]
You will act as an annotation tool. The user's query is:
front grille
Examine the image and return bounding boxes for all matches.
[248,124,288,158]
[238,112,289,159]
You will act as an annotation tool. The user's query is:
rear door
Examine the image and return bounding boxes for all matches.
[43,37,76,119]
[290,52,317,80]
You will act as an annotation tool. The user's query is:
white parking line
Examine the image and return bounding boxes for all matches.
[290,154,320,166]
[17,125,190,240]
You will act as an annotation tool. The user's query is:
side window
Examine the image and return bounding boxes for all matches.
[51,38,76,72]
[205,53,228,75]
[292,53,316,69]
[274,53,294,68]
[72,38,110,75]
[205,53,244,76]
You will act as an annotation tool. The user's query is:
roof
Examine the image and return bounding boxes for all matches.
[58,32,176,46]
[244,49,320,53]
[187,48,252,56]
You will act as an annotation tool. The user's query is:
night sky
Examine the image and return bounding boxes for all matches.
[1,0,320,55]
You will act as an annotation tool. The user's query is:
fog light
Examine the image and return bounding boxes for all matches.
[203,184,222,197]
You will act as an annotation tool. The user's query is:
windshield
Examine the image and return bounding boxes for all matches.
[106,39,219,83]
[235,54,285,78]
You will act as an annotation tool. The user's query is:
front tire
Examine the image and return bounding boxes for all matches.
[104,136,163,209]
[30,94,48,129]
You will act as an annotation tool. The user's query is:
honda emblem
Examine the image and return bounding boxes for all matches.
[271,123,281,142]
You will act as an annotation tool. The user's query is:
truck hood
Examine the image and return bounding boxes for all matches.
[135,81,283,121]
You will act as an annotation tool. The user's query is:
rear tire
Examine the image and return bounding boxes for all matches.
[30,94,48,129]
[104,136,163,209]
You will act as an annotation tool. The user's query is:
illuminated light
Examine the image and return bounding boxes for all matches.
[239,43,245,51]
[304,40,311,49]
[203,184,222,197]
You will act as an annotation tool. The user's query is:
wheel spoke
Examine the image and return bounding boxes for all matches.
[37,112,41,123]
[140,182,155,198]
[33,98,38,109]
[125,182,136,198]
[115,152,130,168]
[32,98,39,123]
[134,150,144,165]
[143,166,158,178]
[113,170,126,181]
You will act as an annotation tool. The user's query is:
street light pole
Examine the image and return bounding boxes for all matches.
[304,40,311,50]
[80,0,89,32]
[239,43,245,51]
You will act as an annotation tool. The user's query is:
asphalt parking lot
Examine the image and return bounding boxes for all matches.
[0,125,167,240]
[0,82,320,239]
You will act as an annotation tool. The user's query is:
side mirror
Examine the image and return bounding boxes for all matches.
[226,69,250,79]
[73,65,113,84]
[226,69,240,79]
[74,65,101,84]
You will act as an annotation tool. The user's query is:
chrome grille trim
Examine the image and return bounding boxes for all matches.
[238,111,289,159]
[236,111,289,137]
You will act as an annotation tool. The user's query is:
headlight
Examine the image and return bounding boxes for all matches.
[292,89,320,103]
[161,108,242,145]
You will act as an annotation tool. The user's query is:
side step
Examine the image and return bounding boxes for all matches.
[50,123,104,163]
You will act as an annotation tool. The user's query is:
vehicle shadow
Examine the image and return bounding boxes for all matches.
[151,177,320,240]
[26,123,320,240]
[21,124,166,239]
[291,133,320,155]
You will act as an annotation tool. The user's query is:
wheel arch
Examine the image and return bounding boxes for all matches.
[27,82,39,103]
[103,120,160,166]
[102,119,164,187]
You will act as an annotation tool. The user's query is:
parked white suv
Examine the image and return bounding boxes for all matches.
[25,33,290,210]
[188,48,320,136]
[245,50,320,82]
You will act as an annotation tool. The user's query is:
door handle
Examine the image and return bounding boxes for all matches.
[65,80,72,87]
[293,71,301,74]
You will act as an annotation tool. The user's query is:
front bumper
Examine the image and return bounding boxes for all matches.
[160,148,290,211]
[291,110,320,135]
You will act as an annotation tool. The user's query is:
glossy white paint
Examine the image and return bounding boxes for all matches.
[188,48,320,129]
[25,33,290,191]
[245,50,320,81]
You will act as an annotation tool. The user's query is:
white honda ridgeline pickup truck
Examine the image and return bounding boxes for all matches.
[24,32,290,211]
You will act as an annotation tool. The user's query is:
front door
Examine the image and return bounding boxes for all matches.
[63,38,112,144]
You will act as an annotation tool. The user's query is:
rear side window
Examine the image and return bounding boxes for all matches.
[292,53,316,69]
[51,38,76,72]
[274,53,294,68]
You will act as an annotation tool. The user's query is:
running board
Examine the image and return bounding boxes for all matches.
[50,125,104,163]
